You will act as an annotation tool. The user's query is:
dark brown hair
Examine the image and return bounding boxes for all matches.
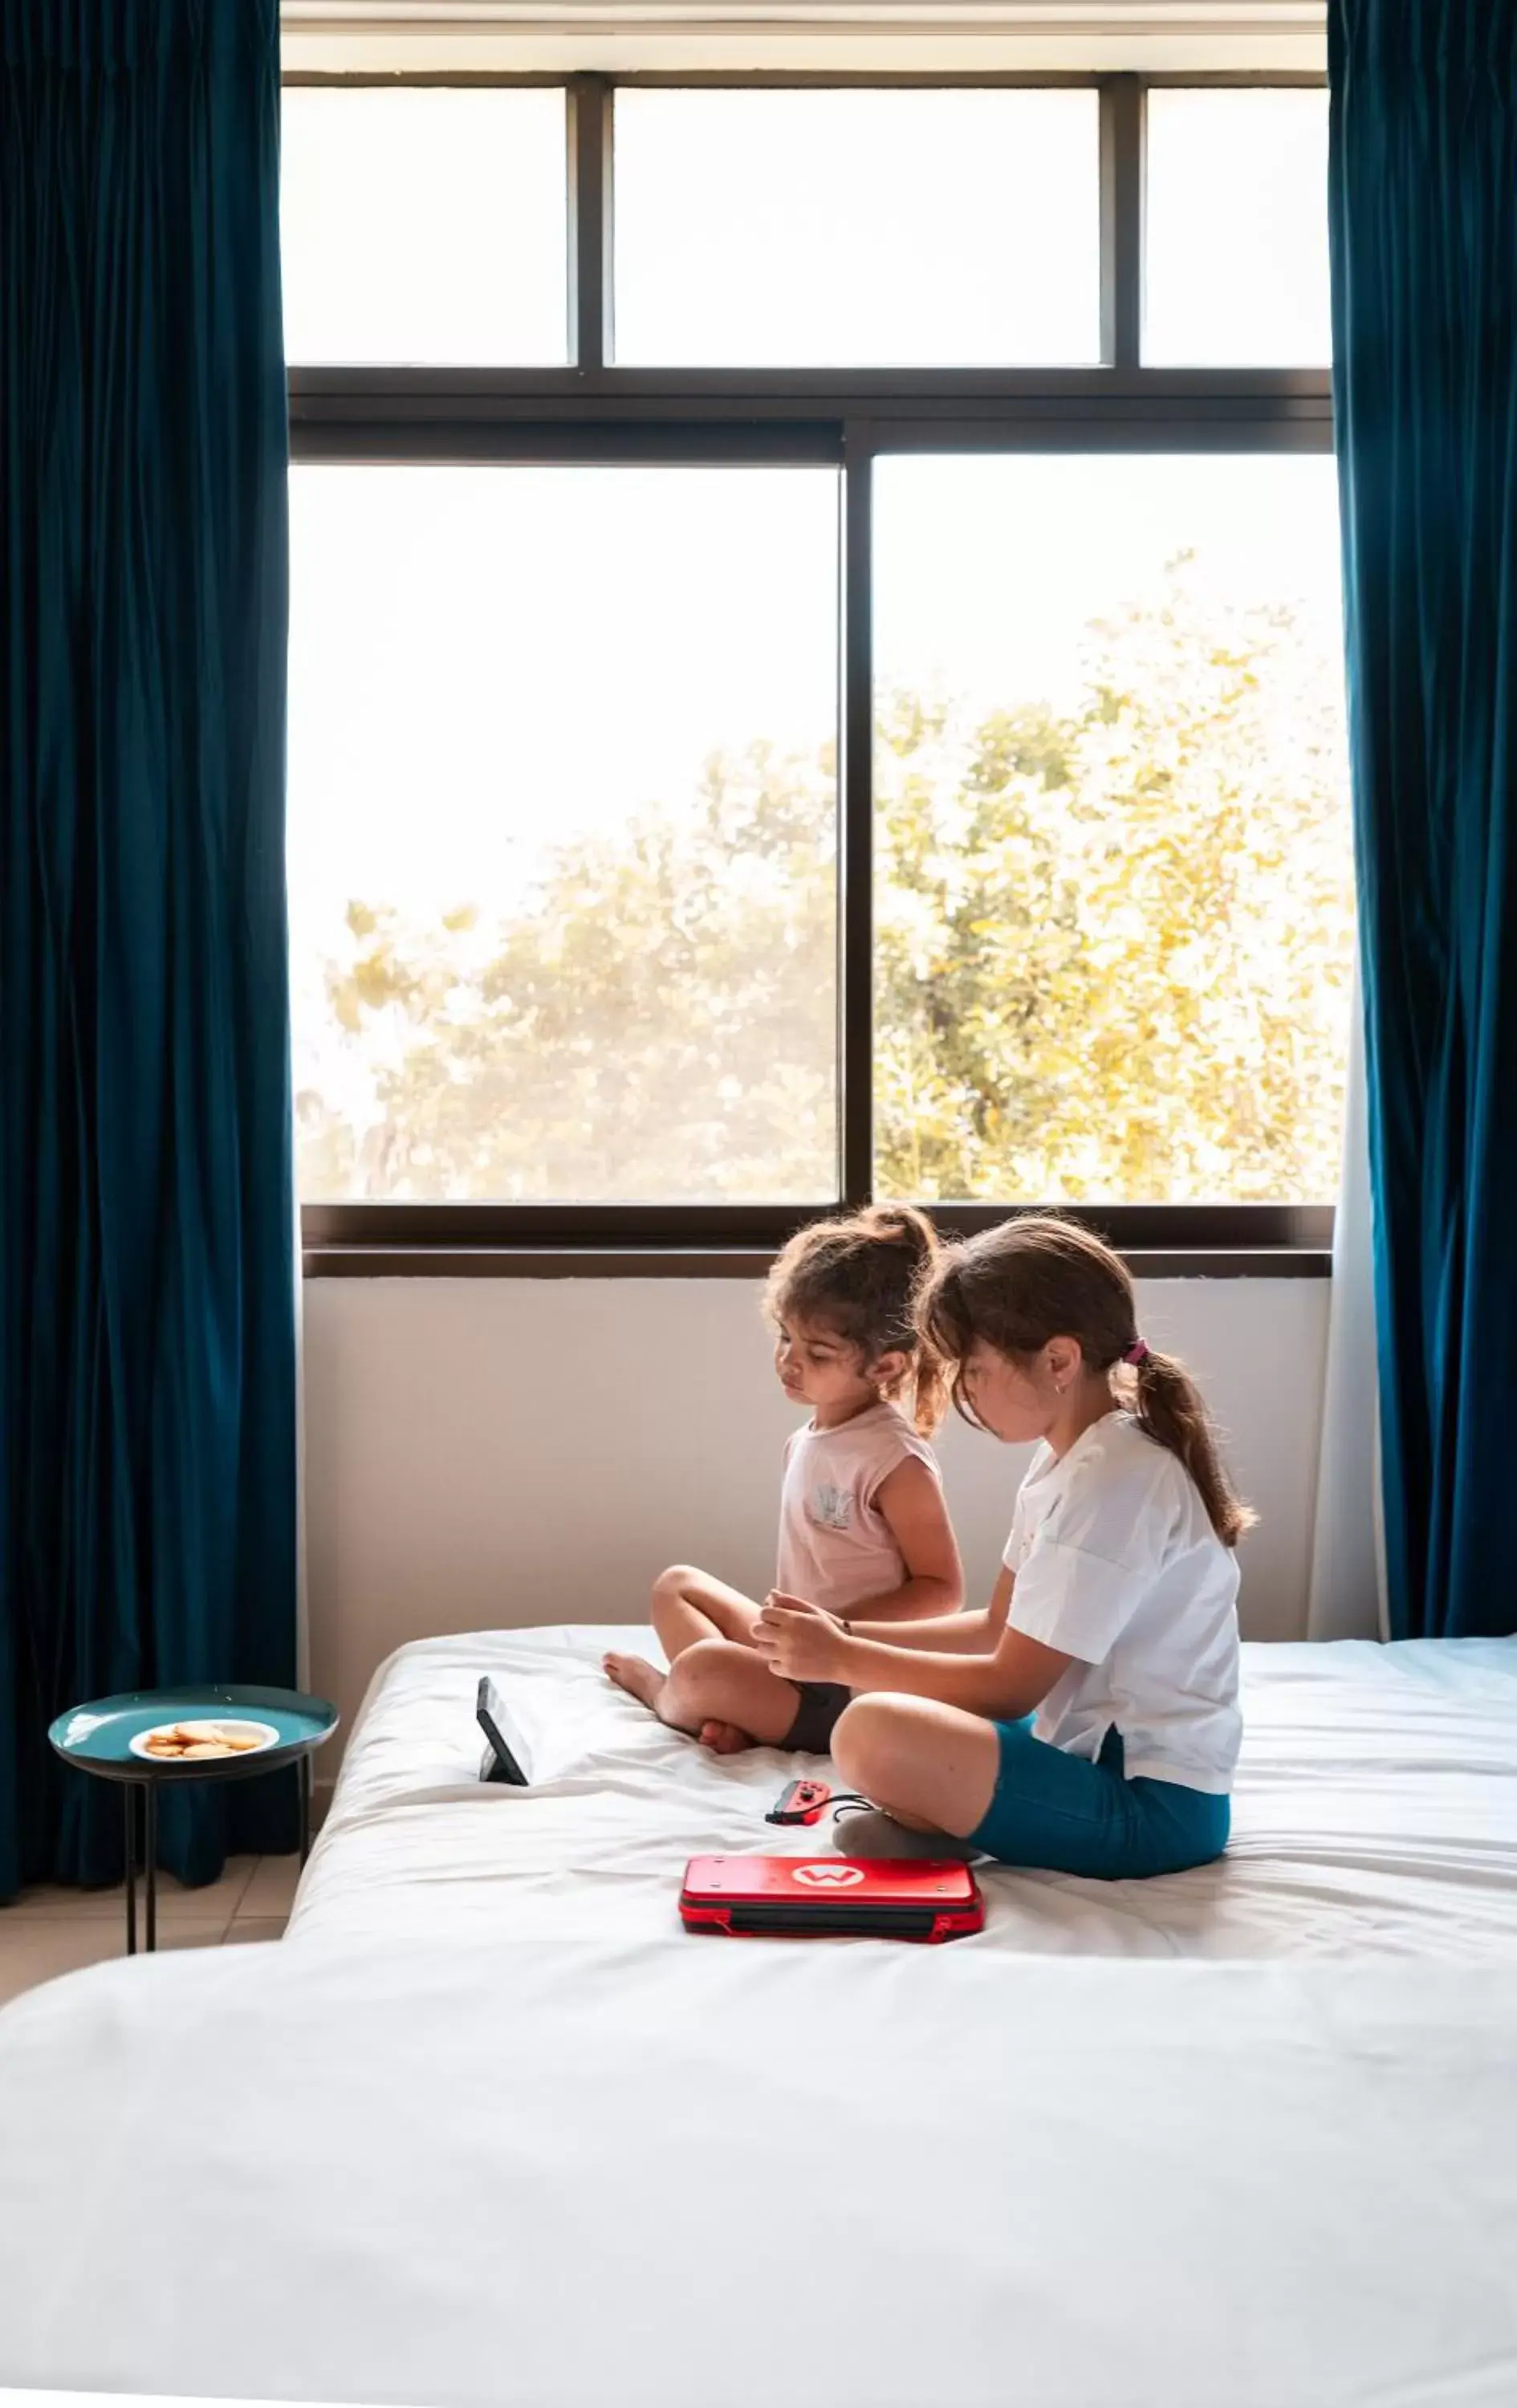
[766,1205,950,1436]
[918,1213,1254,1547]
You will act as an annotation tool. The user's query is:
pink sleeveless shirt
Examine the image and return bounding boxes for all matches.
[775,1401,942,1619]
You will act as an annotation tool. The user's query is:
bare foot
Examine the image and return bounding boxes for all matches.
[697,1719,757,1755]
[604,1653,666,1714]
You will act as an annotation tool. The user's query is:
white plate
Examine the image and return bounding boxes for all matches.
[128,1719,280,1763]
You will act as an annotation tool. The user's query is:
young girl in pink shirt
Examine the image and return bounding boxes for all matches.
[604,1206,963,1754]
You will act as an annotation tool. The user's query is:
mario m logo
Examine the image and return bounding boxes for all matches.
[791,1862,866,1889]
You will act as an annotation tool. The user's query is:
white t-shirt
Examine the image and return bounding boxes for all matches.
[777,1401,942,1621]
[1003,1411,1242,1795]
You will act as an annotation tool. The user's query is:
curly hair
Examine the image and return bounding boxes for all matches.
[766,1205,950,1435]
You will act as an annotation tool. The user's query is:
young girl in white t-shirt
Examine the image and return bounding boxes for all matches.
[604,1206,963,1755]
[754,1214,1246,1875]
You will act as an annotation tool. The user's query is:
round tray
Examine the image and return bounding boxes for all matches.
[48,1686,338,1784]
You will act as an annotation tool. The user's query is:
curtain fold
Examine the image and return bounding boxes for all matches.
[1,0,298,1892]
[1328,0,1517,1640]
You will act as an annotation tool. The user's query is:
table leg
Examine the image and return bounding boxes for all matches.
[124,1784,138,1958]
[299,1753,312,1867]
[144,1782,158,1954]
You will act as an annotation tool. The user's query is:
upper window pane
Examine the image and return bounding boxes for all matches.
[288,465,839,1204]
[1145,89,1332,365]
[872,453,1352,1206]
[281,88,568,364]
[613,89,1101,366]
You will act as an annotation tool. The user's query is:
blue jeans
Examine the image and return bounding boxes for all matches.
[969,1720,1230,1879]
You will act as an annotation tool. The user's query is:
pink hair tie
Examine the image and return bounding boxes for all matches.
[1123,1340,1150,1367]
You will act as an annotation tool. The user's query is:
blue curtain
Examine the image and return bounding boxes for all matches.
[1328,4,1517,1638]
[1,0,298,1891]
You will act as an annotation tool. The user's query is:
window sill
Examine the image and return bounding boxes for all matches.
[302,1243,1332,1280]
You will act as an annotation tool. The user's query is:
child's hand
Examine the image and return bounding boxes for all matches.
[754,1592,848,1685]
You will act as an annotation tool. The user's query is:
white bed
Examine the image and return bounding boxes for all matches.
[2,1626,1516,2408]
[291,1625,1517,1959]
[2,1926,1516,2404]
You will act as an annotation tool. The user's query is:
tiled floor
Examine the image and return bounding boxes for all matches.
[0,1854,300,2007]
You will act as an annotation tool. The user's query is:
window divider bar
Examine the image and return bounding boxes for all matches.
[567,75,612,369]
[287,367,1333,419]
[840,421,876,1211]
[299,1202,1334,1259]
[1100,76,1145,373]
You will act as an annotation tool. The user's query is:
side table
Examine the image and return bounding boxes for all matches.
[48,1684,339,1955]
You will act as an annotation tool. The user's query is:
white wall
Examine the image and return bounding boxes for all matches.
[303,1275,1329,1756]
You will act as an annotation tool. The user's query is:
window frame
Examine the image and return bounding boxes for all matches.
[286,68,1337,1278]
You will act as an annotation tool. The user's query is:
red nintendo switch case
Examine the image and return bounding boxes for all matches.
[680,1853,984,1944]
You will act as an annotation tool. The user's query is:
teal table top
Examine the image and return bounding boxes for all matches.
[48,1685,338,1783]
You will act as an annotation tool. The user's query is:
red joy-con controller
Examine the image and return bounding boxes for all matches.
[766,1778,832,1828]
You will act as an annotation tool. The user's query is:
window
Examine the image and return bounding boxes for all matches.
[280,87,568,364]
[286,75,1343,1264]
[873,454,1352,1205]
[1144,89,1332,365]
[613,89,1101,366]
[290,464,839,1202]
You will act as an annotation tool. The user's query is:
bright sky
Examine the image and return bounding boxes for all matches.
[280,84,1340,955]
[280,88,569,364]
[287,451,1344,957]
[285,466,840,943]
[612,88,1102,366]
[1145,88,1332,365]
[279,83,1331,368]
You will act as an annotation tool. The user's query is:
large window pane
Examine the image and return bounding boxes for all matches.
[281,88,567,364]
[873,454,1352,1205]
[1145,90,1332,365]
[288,466,839,1203]
[614,90,1101,366]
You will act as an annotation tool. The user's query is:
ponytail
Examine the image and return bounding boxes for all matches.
[1128,1348,1255,1549]
[853,1206,951,1436]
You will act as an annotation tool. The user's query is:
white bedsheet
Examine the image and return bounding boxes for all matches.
[2,1932,1516,2406]
[291,1625,1517,1958]
[4,1629,1517,2406]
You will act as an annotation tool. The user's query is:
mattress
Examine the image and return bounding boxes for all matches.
[291,1625,1517,1958]
[3,1629,1516,2406]
[2,1930,1517,2406]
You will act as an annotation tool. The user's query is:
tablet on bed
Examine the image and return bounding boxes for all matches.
[477,1676,532,1786]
